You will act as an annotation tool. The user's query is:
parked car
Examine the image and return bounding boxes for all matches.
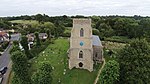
[0,77,3,84]
[0,73,3,84]
[0,67,8,75]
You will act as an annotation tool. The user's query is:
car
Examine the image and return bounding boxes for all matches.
[0,67,8,75]
[0,77,3,84]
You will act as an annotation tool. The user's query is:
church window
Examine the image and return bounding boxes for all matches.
[79,51,83,58]
[80,28,84,37]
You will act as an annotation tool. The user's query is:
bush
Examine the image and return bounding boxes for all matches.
[1,41,9,49]
[62,29,71,37]
[92,28,100,35]
[30,39,52,57]
[99,60,120,84]
[104,36,131,43]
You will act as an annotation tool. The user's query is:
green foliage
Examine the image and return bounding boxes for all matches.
[31,39,100,84]
[20,36,29,51]
[11,50,31,84]
[0,20,12,29]
[20,35,32,59]
[98,23,114,37]
[35,32,41,46]
[11,74,22,84]
[8,31,11,39]
[13,41,19,45]
[46,29,50,38]
[30,39,51,57]
[1,41,9,49]
[92,28,100,35]
[99,60,120,84]
[62,29,71,37]
[54,21,65,37]
[32,62,52,84]
[35,14,44,23]
[10,41,20,55]
[119,39,150,83]
[10,45,20,55]
[105,36,131,43]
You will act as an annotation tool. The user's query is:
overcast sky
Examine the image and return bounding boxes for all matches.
[0,0,150,17]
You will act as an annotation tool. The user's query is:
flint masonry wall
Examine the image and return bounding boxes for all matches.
[69,18,93,72]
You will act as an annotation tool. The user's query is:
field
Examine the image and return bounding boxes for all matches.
[30,38,101,84]
[10,20,39,24]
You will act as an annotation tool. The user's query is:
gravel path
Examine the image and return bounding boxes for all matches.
[93,58,106,84]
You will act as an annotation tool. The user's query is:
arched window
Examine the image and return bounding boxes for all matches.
[80,28,84,37]
[79,51,83,58]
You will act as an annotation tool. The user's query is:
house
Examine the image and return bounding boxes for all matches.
[27,33,34,42]
[0,32,9,43]
[27,33,48,50]
[39,33,48,40]
[27,33,48,42]
[68,19,103,72]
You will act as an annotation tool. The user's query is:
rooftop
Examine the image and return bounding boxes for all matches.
[92,35,102,46]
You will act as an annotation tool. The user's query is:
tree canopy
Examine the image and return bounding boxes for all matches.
[99,60,120,84]
[119,39,150,83]
[32,62,52,84]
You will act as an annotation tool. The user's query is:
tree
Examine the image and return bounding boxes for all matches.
[20,36,32,59]
[54,21,65,37]
[35,14,43,23]
[99,60,120,84]
[126,23,139,38]
[10,41,20,54]
[139,19,150,38]
[98,23,114,37]
[113,18,126,36]
[10,45,20,55]
[20,36,29,51]
[92,28,100,35]
[43,22,55,32]
[35,32,41,46]
[11,51,31,84]
[119,39,150,83]
[32,62,52,84]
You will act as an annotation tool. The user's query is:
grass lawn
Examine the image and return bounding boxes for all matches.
[30,38,101,84]
[10,20,39,24]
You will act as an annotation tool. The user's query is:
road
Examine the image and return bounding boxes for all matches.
[0,33,20,84]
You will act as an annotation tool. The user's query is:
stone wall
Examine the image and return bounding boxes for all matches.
[93,45,103,63]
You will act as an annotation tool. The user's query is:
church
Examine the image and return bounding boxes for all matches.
[68,18,103,72]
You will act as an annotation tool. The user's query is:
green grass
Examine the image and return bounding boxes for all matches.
[10,20,39,24]
[30,38,101,84]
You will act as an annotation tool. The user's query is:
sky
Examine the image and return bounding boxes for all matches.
[0,0,150,17]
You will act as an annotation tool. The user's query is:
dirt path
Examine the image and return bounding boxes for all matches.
[93,58,106,84]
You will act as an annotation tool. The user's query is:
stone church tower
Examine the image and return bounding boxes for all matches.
[68,18,93,72]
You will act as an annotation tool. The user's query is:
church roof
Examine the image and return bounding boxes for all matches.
[92,35,102,46]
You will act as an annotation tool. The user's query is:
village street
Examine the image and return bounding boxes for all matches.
[0,33,20,84]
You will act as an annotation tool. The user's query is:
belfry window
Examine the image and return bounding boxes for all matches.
[80,28,84,37]
[79,51,83,58]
